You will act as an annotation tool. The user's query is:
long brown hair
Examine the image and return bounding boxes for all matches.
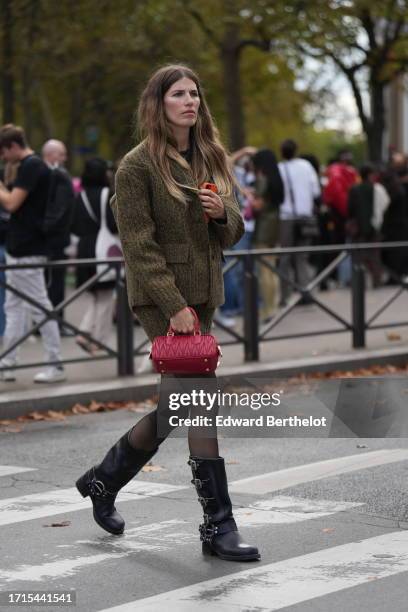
[137,64,235,202]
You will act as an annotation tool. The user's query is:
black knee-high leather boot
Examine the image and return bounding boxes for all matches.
[76,430,158,535]
[188,456,260,561]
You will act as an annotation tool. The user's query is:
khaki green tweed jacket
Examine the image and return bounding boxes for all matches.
[110,140,244,320]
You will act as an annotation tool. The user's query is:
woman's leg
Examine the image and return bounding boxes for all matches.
[185,376,259,561]
[93,288,115,345]
[79,291,96,336]
[128,373,181,451]
[187,372,219,458]
[128,372,219,457]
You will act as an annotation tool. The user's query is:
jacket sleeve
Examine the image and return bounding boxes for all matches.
[111,162,187,320]
[211,193,245,249]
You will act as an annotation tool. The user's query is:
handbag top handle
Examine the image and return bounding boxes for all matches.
[167,306,201,336]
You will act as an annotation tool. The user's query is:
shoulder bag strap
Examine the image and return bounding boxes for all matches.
[80,190,99,224]
[99,187,110,229]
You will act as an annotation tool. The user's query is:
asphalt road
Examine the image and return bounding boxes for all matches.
[1,401,408,612]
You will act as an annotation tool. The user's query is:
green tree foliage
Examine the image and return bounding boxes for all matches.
[0,0,387,171]
[289,0,408,161]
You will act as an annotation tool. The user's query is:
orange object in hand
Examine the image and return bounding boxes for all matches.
[200,182,218,223]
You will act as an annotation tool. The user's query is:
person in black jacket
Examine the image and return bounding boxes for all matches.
[381,166,408,277]
[41,139,74,332]
[0,124,65,383]
[347,164,389,287]
[71,158,117,354]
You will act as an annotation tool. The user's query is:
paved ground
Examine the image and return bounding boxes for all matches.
[2,278,408,610]
[1,402,408,611]
[1,284,408,392]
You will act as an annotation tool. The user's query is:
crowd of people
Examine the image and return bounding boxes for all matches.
[0,124,119,383]
[0,121,408,381]
[218,142,408,327]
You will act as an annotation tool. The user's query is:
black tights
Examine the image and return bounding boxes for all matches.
[128,373,219,458]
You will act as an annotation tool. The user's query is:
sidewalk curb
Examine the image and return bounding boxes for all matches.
[1,346,407,420]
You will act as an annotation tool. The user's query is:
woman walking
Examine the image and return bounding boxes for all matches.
[75,65,260,562]
[71,158,117,354]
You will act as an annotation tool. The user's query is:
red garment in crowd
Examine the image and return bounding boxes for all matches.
[323,163,359,218]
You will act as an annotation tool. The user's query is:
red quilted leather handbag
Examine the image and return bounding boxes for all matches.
[149,307,222,375]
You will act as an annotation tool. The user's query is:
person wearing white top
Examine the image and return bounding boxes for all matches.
[277,139,321,305]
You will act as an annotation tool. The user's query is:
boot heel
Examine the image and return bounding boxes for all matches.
[75,474,90,498]
[202,542,215,556]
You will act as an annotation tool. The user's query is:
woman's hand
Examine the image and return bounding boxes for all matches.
[199,188,226,220]
[170,307,196,333]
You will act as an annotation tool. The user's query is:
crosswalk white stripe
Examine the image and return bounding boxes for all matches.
[0,448,394,527]
[0,520,188,584]
[0,496,363,584]
[0,482,185,527]
[229,448,408,494]
[99,529,408,611]
[0,465,37,477]
[234,495,363,525]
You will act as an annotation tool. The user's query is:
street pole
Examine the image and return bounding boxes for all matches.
[243,253,259,361]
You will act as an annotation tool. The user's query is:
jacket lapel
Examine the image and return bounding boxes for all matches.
[169,158,197,191]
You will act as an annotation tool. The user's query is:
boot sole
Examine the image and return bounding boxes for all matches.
[75,476,124,536]
[93,511,124,536]
[202,542,260,561]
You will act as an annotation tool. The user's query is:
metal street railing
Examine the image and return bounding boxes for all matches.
[0,241,407,375]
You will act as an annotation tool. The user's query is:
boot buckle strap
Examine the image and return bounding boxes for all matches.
[199,518,237,542]
[199,523,218,542]
[88,478,112,498]
[188,458,203,471]
[191,477,210,489]
[188,459,198,470]
[198,496,214,507]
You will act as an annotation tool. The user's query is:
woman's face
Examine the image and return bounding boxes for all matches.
[163,77,200,130]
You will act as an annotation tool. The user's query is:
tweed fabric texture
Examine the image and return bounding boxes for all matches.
[111,140,244,323]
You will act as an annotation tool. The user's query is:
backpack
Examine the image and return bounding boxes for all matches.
[80,187,123,283]
[44,167,75,242]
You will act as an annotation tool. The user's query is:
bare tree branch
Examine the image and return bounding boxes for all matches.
[360,8,377,50]
[237,38,271,52]
[182,4,220,48]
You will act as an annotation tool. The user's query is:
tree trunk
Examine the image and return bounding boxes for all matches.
[21,0,40,142]
[220,23,245,151]
[65,84,84,172]
[366,81,386,163]
[21,66,33,141]
[34,81,56,139]
[1,0,15,123]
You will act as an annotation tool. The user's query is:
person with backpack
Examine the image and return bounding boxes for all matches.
[0,124,65,383]
[323,149,359,286]
[71,158,118,355]
[42,139,75,333]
